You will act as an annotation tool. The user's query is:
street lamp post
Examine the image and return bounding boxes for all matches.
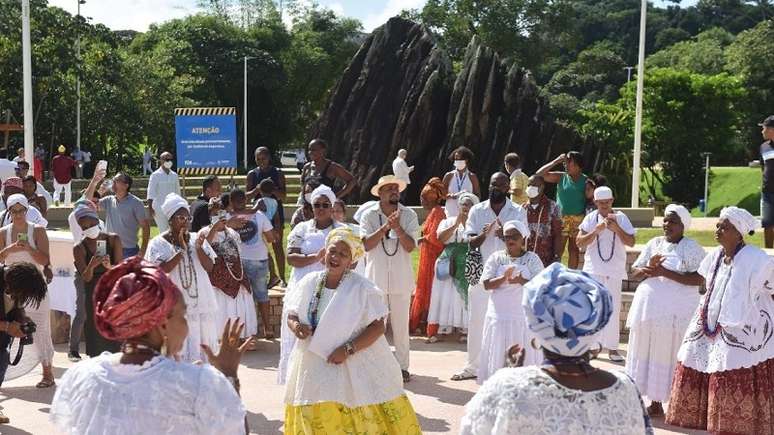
[243,56,255,170]
[22,0,34,167]
[76,0,86,152]
[630,0,647,208]
[702,152,712,217]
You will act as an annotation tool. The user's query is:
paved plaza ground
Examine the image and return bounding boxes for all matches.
[0,338,706,434]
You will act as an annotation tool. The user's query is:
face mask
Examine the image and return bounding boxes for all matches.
[526,186,540,199]
[163,161,173,169]
[489,190,507,204]
[304,193,313,204]
[454,160,467,171]
[83,226,100,240]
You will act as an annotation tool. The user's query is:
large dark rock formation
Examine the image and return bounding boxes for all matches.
[309,17,584,204]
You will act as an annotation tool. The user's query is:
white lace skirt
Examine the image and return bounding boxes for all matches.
[213,286,258,339]
[477,315,540,384]
[181,311,220,363]
[4,295,55,381]
[625,315,692,403]
[427,276,467,331]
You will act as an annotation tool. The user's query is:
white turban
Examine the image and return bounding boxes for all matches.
[6,194,28,210]
[665,204,692,230]
[161,193,189,220]
[310,184,336,205]
[720,206,760,236]
[457,192,479,207]
[593,186,614,201]
[503,219,530,240]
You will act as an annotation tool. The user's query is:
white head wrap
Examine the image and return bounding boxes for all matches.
[665,204,692,230]
[503,219,530,240]
[161,193,189,220]
[457,192,479,208]
[6,194,28,210]
[593,186,613,201]
[720,206,760,236]
[310,184,336,205]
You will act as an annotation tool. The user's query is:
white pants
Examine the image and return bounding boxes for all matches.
[143,162,152,175]
[153,209,170,232]
[385,292,411,371]
[592,274,623,350]
[462,283,488,374]
[53,180,72,206]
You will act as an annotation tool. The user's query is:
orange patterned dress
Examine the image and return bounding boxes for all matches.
[409,206,446,333]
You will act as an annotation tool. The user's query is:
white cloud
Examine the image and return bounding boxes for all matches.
[47,0,200,31]
[362,0,426,32]
[327,2,345,16]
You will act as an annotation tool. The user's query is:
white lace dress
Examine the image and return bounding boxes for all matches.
[210,228,258,339]
[477,251,545,383]
[461,366,654,435]
[50,354,246,435]
[145,232,220,362]
[427,217,468,333]
[625,236,705,402]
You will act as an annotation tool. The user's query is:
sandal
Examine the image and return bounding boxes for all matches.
[36,378,55,389]
[451,370,477,381]
[427,336,439,344]
[458,335,468,344]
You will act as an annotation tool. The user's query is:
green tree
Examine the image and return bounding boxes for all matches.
[648,27,735,75]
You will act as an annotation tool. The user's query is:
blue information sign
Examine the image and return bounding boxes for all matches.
[175,110,237,169]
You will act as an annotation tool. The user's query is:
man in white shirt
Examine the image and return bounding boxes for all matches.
[146,151,181,232]
[142,149,153,175]
[12,148,24,163]
[71,147,85,179]
[452,172,527,381]
[15,161,53,206]
[576,186,636,362]
[391,149,414,203]
[361,175,420,382]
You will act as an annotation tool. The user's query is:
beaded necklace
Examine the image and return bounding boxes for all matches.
[455,170,468,193]
[596,212,616,263]
[176,238,199,305]
[699,242,744,338]
[527,202,545,253]
[308,271,347,330]
[222,236,244,282]
[377,213,399,257]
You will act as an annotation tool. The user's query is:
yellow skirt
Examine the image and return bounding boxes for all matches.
[285,394,422,434]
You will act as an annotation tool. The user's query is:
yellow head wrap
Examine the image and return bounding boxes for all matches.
[58,145,66,153]
[325,227,365,263]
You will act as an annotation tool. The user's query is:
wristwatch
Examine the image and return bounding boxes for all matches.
[344,341,355,355]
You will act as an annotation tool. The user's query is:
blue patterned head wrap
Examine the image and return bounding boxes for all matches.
[522,263,613,357]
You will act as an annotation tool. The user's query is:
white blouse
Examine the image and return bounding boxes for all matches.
[50,354,246,435]
[480,251,544,321]
[460,366,654,435]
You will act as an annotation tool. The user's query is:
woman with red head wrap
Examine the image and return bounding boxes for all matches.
[408,177,447,334]
[50,258,253,435]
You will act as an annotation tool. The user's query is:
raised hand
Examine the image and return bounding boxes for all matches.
[201,318,254,377]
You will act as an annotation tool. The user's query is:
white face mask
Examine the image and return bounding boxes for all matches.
[304,193,313,204]
[83,226,100,240]
[163,161,173,169]
[526,186,540,199]
[453,160,467,171]
[210,212,230,225]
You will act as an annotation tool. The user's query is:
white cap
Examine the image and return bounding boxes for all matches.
[593,186,614,201]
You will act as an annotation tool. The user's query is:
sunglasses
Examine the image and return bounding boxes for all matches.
[502,234,520,241]
[313,203,331,209]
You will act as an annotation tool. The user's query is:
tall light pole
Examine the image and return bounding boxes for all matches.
[22,0,34,168]
[630,0,647,208]
[76,0,86,152]
[243,56,255,170]
[702,153,711,217]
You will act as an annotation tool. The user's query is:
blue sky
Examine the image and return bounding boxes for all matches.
[47,0,699,32]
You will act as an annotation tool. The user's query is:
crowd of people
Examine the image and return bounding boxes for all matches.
[0,116,770,434]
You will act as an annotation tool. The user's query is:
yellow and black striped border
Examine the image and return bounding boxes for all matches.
[179,167,238,176]
[174,107,236,116]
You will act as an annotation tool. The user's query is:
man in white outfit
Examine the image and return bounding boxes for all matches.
[142,149,153,175]
[452,172,526,381]
[391,149,414,203]
[361,175,420,383]
[146,151,181,232]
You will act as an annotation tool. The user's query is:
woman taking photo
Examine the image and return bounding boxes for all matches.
[442,146,480,218]
[284,227,421,434]
[72,204,123,358]
[409,177,447,335]
[145,193,220,363]
[625,204,705,417]
[51,258,251,434]
[667,207,774,434]
[0,194,55,389]
[461,263,653,435]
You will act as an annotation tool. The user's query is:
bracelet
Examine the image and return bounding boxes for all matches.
[344,341,355,355]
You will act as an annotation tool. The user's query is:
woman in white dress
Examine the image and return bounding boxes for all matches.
[0,194,55,388]
[50,258,250,435]
[442,146,480,217]
[144,193,220,363]
[625,204,705,417]
[279,184,343,384]
[427,192,477,343]
[204,212,259,344]
[477,220,544,383]
[284,227,421,434]
[666,207,774,434]
[461,263,654,435]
